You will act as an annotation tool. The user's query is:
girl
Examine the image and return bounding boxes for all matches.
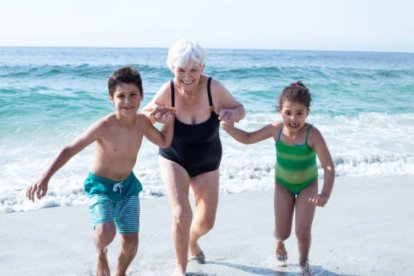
[221,82,335,276]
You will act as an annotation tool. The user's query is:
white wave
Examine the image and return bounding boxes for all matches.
[1,112,413,213]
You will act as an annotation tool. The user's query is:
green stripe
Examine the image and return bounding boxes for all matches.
[276,165,318,185]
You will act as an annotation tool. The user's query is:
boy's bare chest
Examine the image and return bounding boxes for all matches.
[105,127,143,155]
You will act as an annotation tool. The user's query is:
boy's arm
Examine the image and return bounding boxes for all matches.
[221,121,276,144]
[308,127,335,207]
[26,121,102,201]
[140,113,174,148]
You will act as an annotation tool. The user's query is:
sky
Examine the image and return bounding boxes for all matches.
[1,0,413,52]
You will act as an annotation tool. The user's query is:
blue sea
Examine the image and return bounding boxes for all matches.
[1,47,414,213]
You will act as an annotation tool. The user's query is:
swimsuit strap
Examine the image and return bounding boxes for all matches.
[170,80,175,108]
[277,125,283,141]
[207,77,215,112]
[305,124,313,145]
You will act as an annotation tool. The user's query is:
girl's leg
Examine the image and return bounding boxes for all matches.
[189,169,220,261]
[94,222,116,276]
[159,157,192,275]
[274,182,295,262]
[295,181,317,266]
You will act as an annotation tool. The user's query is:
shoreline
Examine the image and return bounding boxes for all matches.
[1,175,413,275]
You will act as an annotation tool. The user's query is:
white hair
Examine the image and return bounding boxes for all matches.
[166,39,205,71]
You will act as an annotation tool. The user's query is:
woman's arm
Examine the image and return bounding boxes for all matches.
[140,113,175,148]
[211,79,245,122]
[141,82,171,124]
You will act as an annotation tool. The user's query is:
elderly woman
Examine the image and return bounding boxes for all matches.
[142,39,245,275]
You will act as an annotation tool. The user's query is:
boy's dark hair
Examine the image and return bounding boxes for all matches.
[108,66,143,97]
[277,81,312,111]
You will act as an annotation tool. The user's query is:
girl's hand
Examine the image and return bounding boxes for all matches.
[220,119,234,131]
[308,193,330,207]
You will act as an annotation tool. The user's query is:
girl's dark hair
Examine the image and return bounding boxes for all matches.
[108,66,143,97]
[277,81,312,111]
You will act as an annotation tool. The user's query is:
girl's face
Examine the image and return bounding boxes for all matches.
[110,83,142,117]
[280,100,309,133]
[173,61,204,92]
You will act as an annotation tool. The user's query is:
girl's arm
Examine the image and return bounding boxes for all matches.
[140,113,174,148]
[26,120,103,201]
[222,122,278,144]
[308,127,335,207]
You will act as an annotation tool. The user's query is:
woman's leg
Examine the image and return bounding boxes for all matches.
[189,169,220,260]
[159,157,192,274]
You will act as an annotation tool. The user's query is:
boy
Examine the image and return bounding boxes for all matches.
[26,66,174,276]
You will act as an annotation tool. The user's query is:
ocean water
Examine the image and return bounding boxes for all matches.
[1,47,414,213]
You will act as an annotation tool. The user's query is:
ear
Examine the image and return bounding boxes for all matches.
[109,95,114,104]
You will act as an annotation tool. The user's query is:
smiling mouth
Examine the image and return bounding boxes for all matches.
[289,122,299,128]
[182,80,192,85]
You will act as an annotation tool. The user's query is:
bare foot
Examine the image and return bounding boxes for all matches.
[171,267,185,276]
[275,241,288,267]
[96,247,110,276]
[188,243,205,264]
[300,260,313,276]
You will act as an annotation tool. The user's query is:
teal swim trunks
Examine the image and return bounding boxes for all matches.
[84,172,143,233]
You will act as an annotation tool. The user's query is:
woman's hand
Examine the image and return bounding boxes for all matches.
[150,105,175,124]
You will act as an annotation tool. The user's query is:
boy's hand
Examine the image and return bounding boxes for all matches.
[308,193,329,207]
[26,179,48,202]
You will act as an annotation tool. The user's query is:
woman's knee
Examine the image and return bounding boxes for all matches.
[172,208,192,230]
[196,216,215,232]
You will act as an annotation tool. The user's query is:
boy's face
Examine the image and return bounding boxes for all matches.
[110,83,143,116]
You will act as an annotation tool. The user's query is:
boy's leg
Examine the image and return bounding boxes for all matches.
[89,195,117,276]
[116,233,139,276]
[114,195,140,275]
[189,169,219,261]
[94,222,116,276]
[274,182,295,263]
[295,181,317,266]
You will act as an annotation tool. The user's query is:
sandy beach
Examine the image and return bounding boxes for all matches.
[1,175,413,276]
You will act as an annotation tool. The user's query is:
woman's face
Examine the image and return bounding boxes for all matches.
[173,61,204,92]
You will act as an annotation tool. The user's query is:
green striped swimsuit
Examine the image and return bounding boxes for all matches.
[275,124,318,194]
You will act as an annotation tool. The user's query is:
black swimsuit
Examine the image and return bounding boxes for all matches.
[159,77,222,177]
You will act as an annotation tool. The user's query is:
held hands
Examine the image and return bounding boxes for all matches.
[26,179,48,202]
[150,105,175,124]
[219,108,237,130]
[219,108,238,122]
[308,193,330,207]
